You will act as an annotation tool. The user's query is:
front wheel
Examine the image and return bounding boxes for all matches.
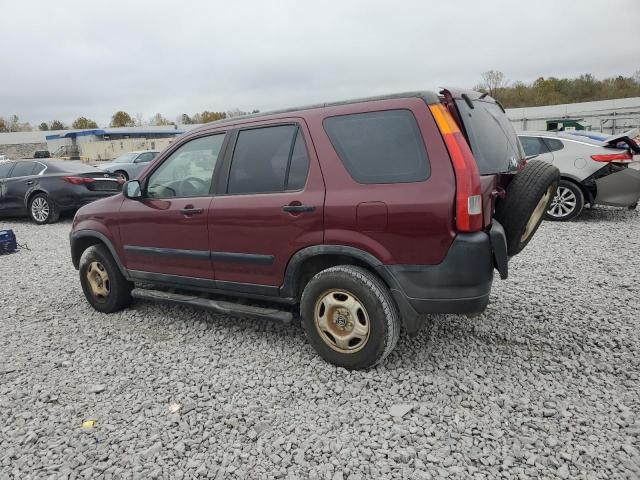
[300,265,400,370]
[545,180,585,221]
[79,244,133,313]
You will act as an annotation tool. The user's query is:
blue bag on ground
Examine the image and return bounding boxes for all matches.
[0,229,17,255]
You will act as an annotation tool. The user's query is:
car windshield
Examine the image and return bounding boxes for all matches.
[112,152,138,163]
[455,99,525,175]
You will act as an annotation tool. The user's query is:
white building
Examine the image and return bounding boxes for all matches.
[507,97,640,134]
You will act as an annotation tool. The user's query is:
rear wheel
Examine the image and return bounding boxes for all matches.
[494,160,560,256]
[545,180,584,221]
[300,265,400,370]
[79,244,132,313]
[28,193,60,224]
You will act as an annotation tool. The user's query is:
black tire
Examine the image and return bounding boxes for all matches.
[300,265,400,370]
[28,193,60,224]
[494,160,560,256]
[114,170,129,181]
[544,180,585,222]
[79,244,133,313]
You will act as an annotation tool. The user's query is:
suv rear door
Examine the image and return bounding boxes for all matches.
[442,89,525,227]
[209,119,324,293]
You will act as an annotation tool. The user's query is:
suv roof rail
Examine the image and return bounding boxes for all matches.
[188,91,441,134]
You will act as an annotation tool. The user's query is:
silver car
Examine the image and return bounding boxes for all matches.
[518,130,640,220]
[96,150,158,181]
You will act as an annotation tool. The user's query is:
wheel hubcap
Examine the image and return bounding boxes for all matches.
[521,184,555,242]
[31,197,50,222]
[547,186,577,219]
[314,289,370,354]
[86,261,110,302]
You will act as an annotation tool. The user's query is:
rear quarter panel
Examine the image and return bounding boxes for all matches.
[306,97,456,265]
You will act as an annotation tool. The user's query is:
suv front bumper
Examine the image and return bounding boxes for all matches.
[378,220,508,335]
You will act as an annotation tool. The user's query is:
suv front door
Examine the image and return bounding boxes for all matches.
[118,133,227,280]
[209,120,324,293]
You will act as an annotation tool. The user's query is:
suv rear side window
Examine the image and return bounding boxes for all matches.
[324,110,430,184]
[455,100,524,174]
[227,125,309,194]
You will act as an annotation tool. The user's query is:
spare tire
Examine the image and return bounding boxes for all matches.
[494,160,560,256]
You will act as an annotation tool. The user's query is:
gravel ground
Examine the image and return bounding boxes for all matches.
[1,207,639,480]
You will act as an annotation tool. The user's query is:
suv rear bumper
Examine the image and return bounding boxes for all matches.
[379,220,508,334]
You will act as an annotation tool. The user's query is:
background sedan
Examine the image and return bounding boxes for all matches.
[518,130,640,220]
[0,159,121,224]
[95,150,158,180]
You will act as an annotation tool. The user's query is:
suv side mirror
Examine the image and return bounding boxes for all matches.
[123,180,142,199]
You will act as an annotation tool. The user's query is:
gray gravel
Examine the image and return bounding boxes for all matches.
[1,207,639,479]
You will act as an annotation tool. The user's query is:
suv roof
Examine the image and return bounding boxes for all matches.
[188,91,441,135]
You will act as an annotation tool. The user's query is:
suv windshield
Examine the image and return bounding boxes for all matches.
[455,99,524,175]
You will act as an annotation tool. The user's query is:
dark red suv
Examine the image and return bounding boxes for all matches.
[70,89,558,369]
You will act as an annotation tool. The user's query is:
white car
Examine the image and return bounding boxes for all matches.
[518,130,640,220]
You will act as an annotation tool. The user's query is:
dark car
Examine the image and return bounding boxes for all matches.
[0,159,122,224]
[70,89,558,369]
[33,150,51,159]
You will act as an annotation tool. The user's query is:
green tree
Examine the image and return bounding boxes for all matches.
[110,111,135,127]
[192,111,227,123]
[49,120,67,130]
[0,117,7,132]
[38,122,49,131]
[72,117,98,129]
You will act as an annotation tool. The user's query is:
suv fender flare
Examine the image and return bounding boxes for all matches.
[280,245,420,332]
[70,229,128,277]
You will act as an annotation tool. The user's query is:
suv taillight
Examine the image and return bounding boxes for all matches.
[429,104,483,232]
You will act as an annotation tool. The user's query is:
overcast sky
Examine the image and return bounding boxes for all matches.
[1,0,638,127]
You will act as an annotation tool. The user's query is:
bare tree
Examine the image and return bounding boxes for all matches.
[476,70,508,99]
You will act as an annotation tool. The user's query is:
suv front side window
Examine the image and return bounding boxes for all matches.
[146,134,225,198]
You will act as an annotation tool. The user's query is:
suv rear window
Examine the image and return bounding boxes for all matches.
[324,110,430,184]
[455,100,524,175]
[228,125,309,194]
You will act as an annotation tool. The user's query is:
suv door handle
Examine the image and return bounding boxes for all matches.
[26,180,34,185]
[282,204,315,213]
[180,207,204,215]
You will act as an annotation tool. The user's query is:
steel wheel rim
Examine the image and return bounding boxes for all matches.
[86,261,110,302]
[31,197,50,222]
[547,186,577,219]
[314,289,370,354]
[521,184,555,242]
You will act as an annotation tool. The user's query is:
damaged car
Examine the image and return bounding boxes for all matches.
[518,129,640,220]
